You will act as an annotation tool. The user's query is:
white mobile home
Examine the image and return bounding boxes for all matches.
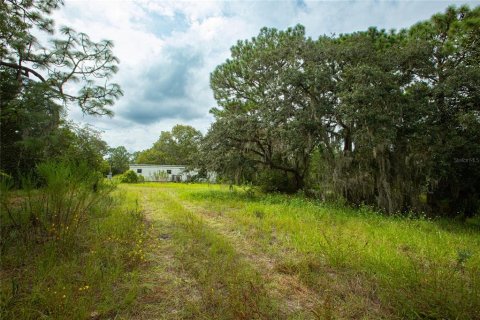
[129,164,216,182]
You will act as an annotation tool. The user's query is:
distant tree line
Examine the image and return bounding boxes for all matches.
[134,124,203,167]
[203,6,480,217]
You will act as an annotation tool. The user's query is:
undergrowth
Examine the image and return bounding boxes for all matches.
[0,162,148,319]
[179,183,480,319]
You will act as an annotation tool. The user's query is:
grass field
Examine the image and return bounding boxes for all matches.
[119,183,480,319]
[1,182,478,319]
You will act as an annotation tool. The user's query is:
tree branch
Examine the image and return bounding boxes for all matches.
[0,60,46,82]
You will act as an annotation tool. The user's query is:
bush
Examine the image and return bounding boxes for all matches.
[0,163,147,319]
[0,161,114,244]
[119,170,142,183]
[255,169,298,193]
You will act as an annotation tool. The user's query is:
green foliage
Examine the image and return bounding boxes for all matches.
[255,169,298,193]
[126,184,282,319]
[106,146,131,175]
[1,115,109,181]
[0,170,147,319]
[152,170,169,181]
[0,161,112,243]
[136,125,202,166]
[207,6,480,217]
[175,183,480,319]
[208,25,316,190]
[0,0,122,116]
[61,124,109,172]
[0,0,121,181]
[119,170,141,183]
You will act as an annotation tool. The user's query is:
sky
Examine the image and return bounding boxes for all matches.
[51,0,478,152]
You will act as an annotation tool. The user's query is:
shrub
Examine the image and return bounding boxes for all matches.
[119,170,141,183]
[0,163,147,319]
[255,169,298,193]
[1,161,115,244]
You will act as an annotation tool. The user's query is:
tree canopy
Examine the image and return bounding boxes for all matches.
[0,0,122,116]
[205,5,480,217]
[0,0,122,178]
[135,125,203,166]
[106,146,131,175]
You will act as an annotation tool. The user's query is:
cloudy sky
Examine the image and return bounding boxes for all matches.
[52,0,477,152]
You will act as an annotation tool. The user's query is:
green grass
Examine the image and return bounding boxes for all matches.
[120,184,282,319]
[0,187,148,319]
[137,183,479,319]
[3,181,478,319]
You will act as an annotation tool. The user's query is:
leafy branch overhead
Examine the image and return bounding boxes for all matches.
[1,0,122,180]
[0,0,122,116]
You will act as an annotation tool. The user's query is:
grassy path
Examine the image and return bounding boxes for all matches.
[124,189,204,319]
[121,185,285,319]
[119,184,387,319]
[165,188,324,318]
[121,184,336,319]
[119,183,480,320]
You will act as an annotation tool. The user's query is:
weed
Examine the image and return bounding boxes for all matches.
[254,210,265,219]
[0,163,147,319]
[178,183,480,319]
[456,249,473,268]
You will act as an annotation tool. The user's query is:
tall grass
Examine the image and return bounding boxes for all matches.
[142,186,282,319]
[178,184,480,319]
[1,162,114,246]
[0,162,147,319]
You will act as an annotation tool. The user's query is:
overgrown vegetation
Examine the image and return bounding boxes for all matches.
[1,1,479,318]
[0,163,147,319]
[0,3,146,318]
[131,183,479,319]
[204,5,480,217]
[132,184,282,319]
[116,170,144,183]
[0,0,122,181]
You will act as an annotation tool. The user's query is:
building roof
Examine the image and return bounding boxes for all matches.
[129,164,188,167]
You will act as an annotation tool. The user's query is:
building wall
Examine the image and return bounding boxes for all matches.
[130,164,193,181]
[128,164,215,182]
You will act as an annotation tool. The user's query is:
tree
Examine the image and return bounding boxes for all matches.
[404,6,480,215]
[0,0,122,116]
[136,125,202,166]
[206,6,480,216]
[106,146,131,175]
[320,28,428,213]
[209,25,323,191]
[0,68,62,176]
[63,124,109,172]
[0,0,122,178]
